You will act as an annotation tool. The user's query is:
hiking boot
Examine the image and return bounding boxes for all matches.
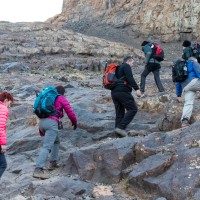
[159,91,167,96]
[177,97,182,103]
[33,168,50,179]
[181,119,189,128]
[140,92,146,98]
[48,161,60,170]
[191,139,199,148]
[115,128,127,137]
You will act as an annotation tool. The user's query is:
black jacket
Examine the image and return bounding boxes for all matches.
[111,63,139,93]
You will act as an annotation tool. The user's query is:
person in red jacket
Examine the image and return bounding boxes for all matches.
[0,92,14,178]
[33,85,77,179]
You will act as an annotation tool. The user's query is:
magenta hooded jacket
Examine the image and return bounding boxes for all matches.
[49,95,77,125]
[0,102,9,145]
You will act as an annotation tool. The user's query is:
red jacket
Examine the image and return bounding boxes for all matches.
[49,95,77,125]
[0,102,9,145]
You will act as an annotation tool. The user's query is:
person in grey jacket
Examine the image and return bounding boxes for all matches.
[140,41,165,95]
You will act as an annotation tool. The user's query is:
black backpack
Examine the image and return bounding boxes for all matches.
[172,60,188,82]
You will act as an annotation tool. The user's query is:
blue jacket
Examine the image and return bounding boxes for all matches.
[176,59,200,96]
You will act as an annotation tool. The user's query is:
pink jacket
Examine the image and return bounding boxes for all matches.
[49,95,77,125]
[0,102,9,145]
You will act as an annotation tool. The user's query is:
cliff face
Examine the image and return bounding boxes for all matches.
[48,0,200,42]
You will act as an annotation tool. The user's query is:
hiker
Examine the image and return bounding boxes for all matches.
[0,92,14,178]
[182,40,193,61]
[33,85,77,179]
[192,41,200,64]
[140,41,165,95]
[175,40,193,102]
[111,56,141,137]
[179,57,200,127]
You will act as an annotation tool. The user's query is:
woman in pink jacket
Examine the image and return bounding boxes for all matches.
[0,92,14,178]
[33,86,77,179]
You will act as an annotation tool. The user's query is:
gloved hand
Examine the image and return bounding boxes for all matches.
[72,123,77,130]
[39,129,45,137]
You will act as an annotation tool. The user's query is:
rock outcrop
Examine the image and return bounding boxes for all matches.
[0,21,143,71]
[48,0,200,42]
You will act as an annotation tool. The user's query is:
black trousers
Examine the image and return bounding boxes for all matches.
[111,91,138,130]
[140,63,165,93]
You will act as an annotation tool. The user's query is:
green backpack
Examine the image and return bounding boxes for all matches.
[33,86,59,118]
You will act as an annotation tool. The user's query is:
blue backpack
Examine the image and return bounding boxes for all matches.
[33,86,59,118]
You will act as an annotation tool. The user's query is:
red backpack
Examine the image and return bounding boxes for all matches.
[150,42,164,62]
[103,63,126,90]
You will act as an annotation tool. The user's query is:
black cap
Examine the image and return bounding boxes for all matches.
[182,40,191,47]
[123,55,134,63]
[56,85,65,95]
[141,41,149,46]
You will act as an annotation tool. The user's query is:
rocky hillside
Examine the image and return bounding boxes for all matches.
[0,21,200,200]
[0,21,143,70]
[48,0,200,42]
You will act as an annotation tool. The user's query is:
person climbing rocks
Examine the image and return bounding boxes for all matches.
[33,85,77,179]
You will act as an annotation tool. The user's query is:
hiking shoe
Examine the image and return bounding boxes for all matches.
[159,91,167,96]
[115,128,127,137]
[181,119,189,128]
[48,161,60,170]
[177,97,182,103]
[33,168,50,179]
[140,92,146,98]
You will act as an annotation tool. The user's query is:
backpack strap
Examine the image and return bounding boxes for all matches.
[146,43,156,63]
[114,64,127,85]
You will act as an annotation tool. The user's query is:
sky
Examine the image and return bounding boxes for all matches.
[0,0,63,22]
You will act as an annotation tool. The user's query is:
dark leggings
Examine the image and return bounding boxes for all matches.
[111,91,138,130]
[0,152,7,178]
[140,63,165,93]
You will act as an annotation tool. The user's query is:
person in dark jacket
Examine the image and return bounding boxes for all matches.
[140,41,165,95]
[182,40,193,60]
[111,56,141,137]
